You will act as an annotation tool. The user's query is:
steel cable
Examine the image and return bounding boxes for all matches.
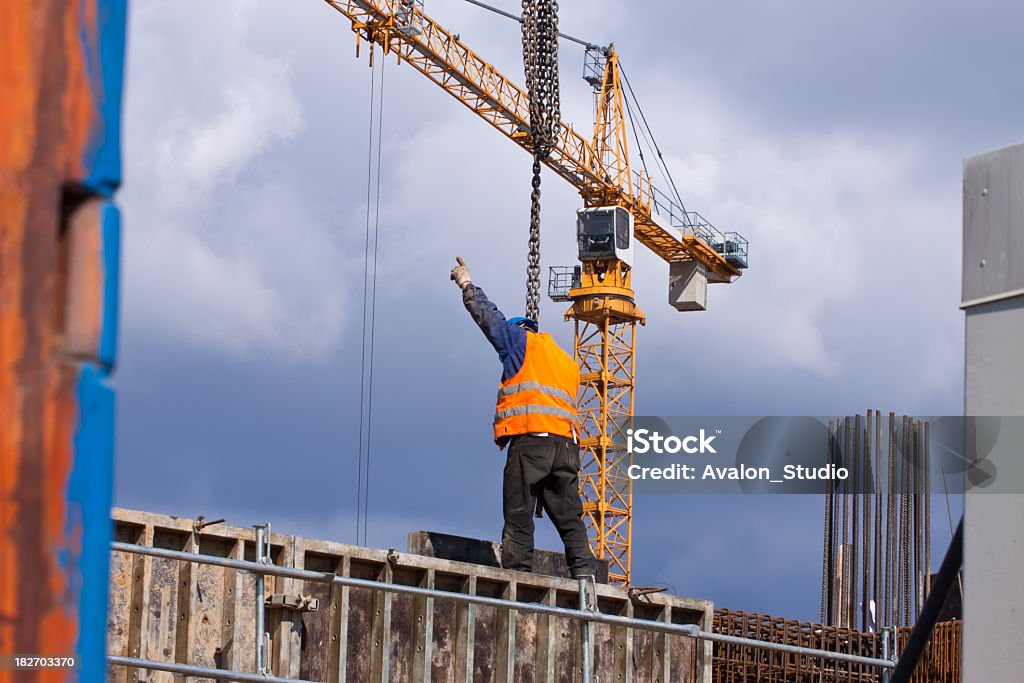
[619,64,687,214]
[356,58,385,546]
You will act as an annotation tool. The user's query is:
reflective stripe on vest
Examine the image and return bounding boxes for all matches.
[496,381,576,406]
[494,403,577,422]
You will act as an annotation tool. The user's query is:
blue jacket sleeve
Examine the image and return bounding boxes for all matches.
[462,284,526,380]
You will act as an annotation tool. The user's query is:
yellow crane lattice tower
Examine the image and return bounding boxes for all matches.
[568,51,644,583]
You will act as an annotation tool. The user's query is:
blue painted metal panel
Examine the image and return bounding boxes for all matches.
[69,365,116,682]
[81,0,127,196]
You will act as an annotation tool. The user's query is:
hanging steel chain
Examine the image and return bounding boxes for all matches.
[521,0,560,322]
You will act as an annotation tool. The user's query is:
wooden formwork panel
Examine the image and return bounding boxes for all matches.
[108,508,713,682]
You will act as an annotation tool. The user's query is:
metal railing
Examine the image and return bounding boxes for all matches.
[635,169,750,269]
[548,265,581,301]
[107,539,897,682]
[108,656,309,683]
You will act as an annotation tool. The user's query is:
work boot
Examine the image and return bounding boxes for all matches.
[570,560,597,580]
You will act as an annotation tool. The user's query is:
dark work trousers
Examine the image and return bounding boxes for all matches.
[501,434,596,577]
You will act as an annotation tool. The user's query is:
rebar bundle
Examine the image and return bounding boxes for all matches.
[821,411,933,630]
[712,608,961,683]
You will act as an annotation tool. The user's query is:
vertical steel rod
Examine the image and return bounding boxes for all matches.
[881,627,892,683]
[873,409,882,631]
[579,577,592,683]
[862,424,872,632]
[917,422,922,615]
[896,417,905,626]
[850,414,860,629]
[924,421,931,599]
[254,524,269,675]
[841,417,852,627]
[822,420,835,625]
[832,418,841,628]
[905,417,913,626]
[886,412,896,628]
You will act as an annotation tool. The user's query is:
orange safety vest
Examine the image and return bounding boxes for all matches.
[493,332,579,444]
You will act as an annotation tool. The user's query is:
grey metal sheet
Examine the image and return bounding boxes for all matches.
[962,142,1024,683]
[962,141,1024,303]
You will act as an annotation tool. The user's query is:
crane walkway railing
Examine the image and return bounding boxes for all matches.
[107,541,896,682]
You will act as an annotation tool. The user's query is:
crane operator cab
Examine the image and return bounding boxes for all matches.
[576,206,634,268]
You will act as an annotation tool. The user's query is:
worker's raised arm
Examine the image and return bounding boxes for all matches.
[451,257,526,380]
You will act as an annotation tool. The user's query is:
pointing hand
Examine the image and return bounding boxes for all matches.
[450,257,472,289]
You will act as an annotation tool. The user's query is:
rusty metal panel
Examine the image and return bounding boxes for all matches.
[0,2,125,682]
[109,508,713,682]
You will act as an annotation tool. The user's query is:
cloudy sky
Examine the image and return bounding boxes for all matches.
[112,0,1020,620]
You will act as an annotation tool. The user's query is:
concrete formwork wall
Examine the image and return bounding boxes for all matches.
[107,508,713,683]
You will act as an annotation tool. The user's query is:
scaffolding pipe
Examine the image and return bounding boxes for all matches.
[108,656,310,683]
[881,627,892,683]
[109,542,895,670]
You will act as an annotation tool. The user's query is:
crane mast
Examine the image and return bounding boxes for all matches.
[323,0,747,585]
[569,50,643,584]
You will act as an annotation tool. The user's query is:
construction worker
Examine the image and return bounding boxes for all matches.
[451,257,596,579]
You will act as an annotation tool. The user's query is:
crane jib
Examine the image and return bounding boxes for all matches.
[323,0,745,277]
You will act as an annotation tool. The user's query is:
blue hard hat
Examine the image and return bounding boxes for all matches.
[508,316,539,333]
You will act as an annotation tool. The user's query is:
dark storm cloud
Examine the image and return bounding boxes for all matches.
[624,0,1024,144]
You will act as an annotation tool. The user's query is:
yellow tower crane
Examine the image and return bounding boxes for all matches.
[323,0,748,585]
